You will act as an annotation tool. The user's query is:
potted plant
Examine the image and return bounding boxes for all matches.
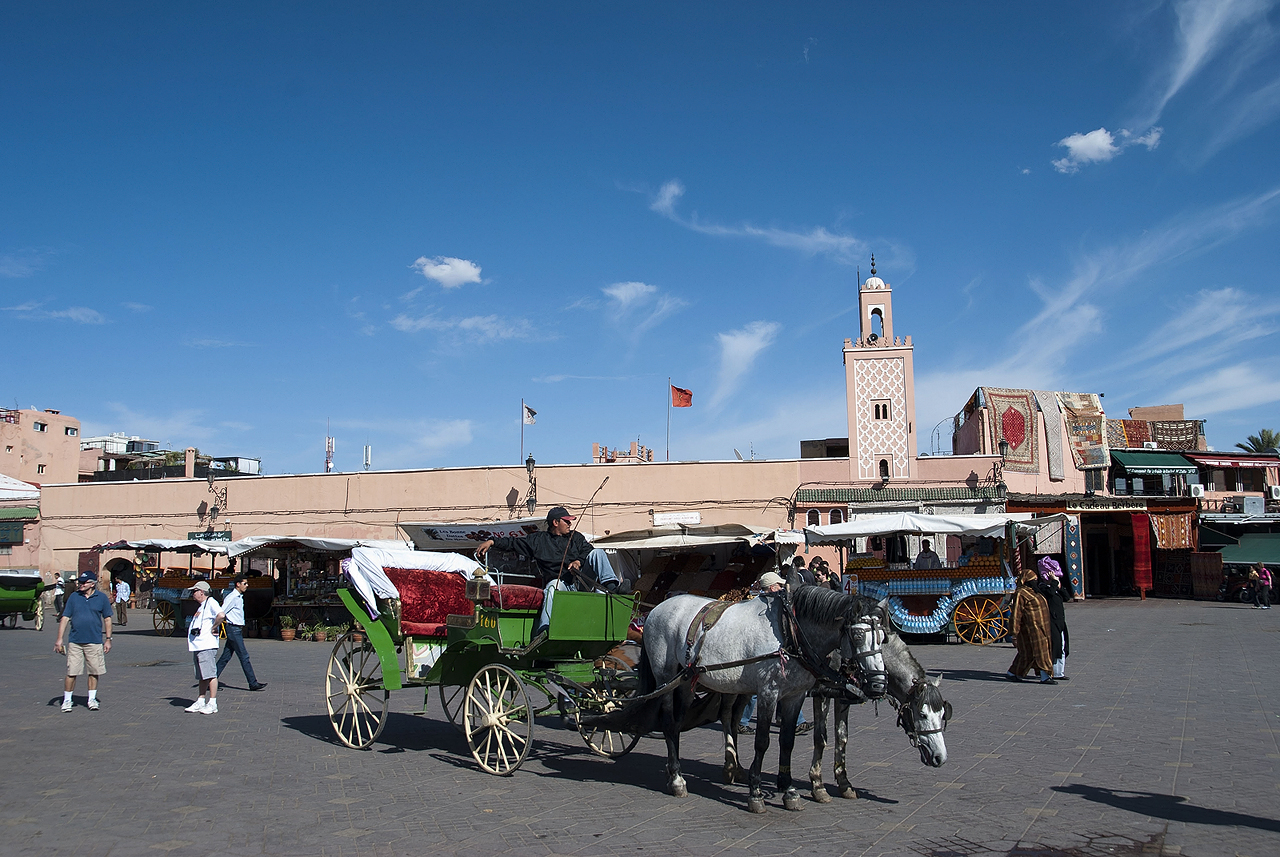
[350,622,364,643]
[313,624,328,643]
[298,622,314,642]
[278,614,296,642]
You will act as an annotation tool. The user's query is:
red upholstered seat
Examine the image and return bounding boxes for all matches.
[485,584,544,610]
[383,567,473,639]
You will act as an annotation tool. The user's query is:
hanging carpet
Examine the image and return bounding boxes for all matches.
[982,387,1039,473]
[1150,512,1195,550]
[1034,519,1064,554]
[1122,420,1152,447]
[1059,392,1108,470]
[1064,516,1083,597]
[1034,390,1065,480]
[1152,420,1199,451]
[1105,419,1128,450]
[1131,512,1153,592]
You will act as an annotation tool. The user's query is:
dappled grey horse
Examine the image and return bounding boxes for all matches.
[808,625,952,802]
[627,585,886,812]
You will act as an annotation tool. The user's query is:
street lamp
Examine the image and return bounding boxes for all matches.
[995,439,1009,498]
[525,454,536,516]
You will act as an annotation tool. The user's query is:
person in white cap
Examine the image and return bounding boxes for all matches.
[185,581,222,714]
[757,571,785,593]
[739,569,810,734]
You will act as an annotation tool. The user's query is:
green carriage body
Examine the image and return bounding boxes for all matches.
[0,571,45,629]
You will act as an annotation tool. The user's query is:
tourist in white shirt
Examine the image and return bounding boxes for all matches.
[215,574,267,691]
[185,581,222,714]
[113,576,131,626]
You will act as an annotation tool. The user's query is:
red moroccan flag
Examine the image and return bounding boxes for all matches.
[671,385,693,408]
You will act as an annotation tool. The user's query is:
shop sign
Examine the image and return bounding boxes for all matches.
[653,511,702,526]
[0,521,24,544]
[188,530,233,541]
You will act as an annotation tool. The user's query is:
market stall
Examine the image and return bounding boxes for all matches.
[95,538,237,636]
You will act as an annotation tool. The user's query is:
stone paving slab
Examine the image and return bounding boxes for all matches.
[1,598,1277,856]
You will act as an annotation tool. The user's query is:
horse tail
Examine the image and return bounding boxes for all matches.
[579,643,666,736]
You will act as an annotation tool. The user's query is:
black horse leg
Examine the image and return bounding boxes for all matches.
[747,693,776,813]
[722,694,749,784]
[833,699,856,799]
[809,696,831,802]
[663,685,691,797]
[776,694,805,811]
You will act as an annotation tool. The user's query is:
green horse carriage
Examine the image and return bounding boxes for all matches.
[0,569,45,630]
[325,548,640,775]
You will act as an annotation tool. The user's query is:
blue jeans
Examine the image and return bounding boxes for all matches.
[215,624,259,687]
[535,549,619,633]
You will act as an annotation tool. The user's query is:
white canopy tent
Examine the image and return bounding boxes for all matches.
[0,473,39,502]
[591,523,767,551]
[98,538,232,555]
[805,512,1070,545]
[224,535,412,559]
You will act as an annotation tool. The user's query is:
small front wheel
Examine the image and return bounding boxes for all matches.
[464,664,532,775]
[326,631,389,749]
[154,601,176,637]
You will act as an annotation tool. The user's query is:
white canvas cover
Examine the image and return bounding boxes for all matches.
[805,512,1069,545]
[343,546,483,619]
[591,523,766,550]
[101,538,232,555]
[0,473,39,501]
[399,517,546,551]
[224,536,411,559]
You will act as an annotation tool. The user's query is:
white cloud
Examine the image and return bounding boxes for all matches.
[330,417,474,469]
[1051,126,1162,174]
[122,302,152,312]
[390,311,534,341]
[601,281,685,338]
[410,256,483,289]
[647,179,884,266]
[3,301,105,324]
[602,281,657,310]
[709,321,780,410]
[0,251,45,278]
[1153,0,1275,122]
[187,338,248,348]
[1172,363,1280,416]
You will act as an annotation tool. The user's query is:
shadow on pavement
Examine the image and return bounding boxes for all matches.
[926,668,1010,684]
[1054,784,1280,832]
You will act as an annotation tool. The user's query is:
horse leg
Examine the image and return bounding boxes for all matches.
[809,696,831,803]
[833,699,856,799]
[662,687,689,797]
[776,695,804,811]
[746,693,775,813]
[722,694,748,784]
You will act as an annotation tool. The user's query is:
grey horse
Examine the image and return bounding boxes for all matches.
[807,625,952,802]
[602,585,886,813]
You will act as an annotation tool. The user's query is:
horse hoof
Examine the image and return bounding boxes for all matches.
[812,786,832,803]
[839,786,858,800]
[747,797,767,814]
[668,783,688,798]
[783,791,803,812]
[723,767,740,785]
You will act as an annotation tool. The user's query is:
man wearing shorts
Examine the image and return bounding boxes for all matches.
[185,581,222,715]
[54,572,113,712]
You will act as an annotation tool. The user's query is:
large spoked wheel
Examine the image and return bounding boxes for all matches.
[562,690,642,758]
[153,601,175,637]
[464,664,532,775]
[953,595,1006,645]
[438,683,465,733]
[326,631,389,749]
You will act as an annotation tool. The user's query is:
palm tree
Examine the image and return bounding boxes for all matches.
[1235,429,1280,453]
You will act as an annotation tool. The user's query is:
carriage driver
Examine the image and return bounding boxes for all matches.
[474,506,621,637]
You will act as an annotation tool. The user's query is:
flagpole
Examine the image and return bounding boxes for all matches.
[520,398,525,464]
[666,377,671,462]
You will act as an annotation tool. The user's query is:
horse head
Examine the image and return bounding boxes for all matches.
[897,675,951,767]
[840,604,887,699]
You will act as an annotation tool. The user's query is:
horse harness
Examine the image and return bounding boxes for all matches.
[890,679,948,748]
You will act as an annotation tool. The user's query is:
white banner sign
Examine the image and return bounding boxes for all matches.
[653,511,702,526]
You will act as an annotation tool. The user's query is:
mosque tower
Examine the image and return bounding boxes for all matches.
[842,256,918,482]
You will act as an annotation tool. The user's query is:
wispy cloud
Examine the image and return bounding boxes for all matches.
[803,37,818,64]
[3,301,105,324]
[601,281,686,338]
[390,311,535,341]
[122,302,152,312]
[410,256,483,289]
[0,250,47,278]
[709,321,780,410]
[187,338,250,348]
[648,180,877,266]
[1172,363,1280,416]
[330,416,474,469]
[88,404,220,450]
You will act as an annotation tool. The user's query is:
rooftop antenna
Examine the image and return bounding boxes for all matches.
[734,448,744,461]
[325,419,335,473]
[363,444,372,471]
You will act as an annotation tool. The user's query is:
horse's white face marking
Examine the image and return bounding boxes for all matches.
[915,705,948,767]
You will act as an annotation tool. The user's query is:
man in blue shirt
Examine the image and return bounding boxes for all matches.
[54,572,113,712]
[215,574,267,691]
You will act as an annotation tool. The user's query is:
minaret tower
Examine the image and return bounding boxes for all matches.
[842,256,918,482]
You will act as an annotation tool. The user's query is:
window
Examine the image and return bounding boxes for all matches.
[879,458,891,480]
[1086,470,1105,493]
[33,422,47,433]
[0,546,10,556]
[37,464,46,474]
[806,509,821,527]
[1115,477,1127,493]
[829,509,844,525]
[4,446,11,454]
[872,400,892,421]
[65,426,78,437]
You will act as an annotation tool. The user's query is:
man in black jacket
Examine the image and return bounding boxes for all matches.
[475,506,620,636]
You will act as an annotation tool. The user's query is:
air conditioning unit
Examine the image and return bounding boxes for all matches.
[1270,485,1280,500]
[1189,484,1205,498]
[1143,441,1158,449]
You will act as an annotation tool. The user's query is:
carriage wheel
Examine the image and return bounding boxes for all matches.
[953,595,1005,645]
[153,602,176,637]
[438,683,466,733]
[34,605,44,631]
[326,631,389,749]
[561,689,642,759]
[464,664,532,775]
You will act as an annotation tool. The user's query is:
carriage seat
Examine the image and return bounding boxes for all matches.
[484,584,544,611]
[382,567,472,638]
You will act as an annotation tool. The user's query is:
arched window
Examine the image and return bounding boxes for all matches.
[870,308,884,338]
[879,459,891,480]
[829,509,844,525]
[806,509,821,527]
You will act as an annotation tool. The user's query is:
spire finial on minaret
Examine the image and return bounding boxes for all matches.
[870,254,877,276]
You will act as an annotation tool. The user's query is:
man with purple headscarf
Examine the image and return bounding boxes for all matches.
[1035,556,1072,680]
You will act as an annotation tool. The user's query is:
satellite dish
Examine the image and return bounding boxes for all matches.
[734,449,744,461]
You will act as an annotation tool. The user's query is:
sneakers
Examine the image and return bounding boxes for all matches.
[249,682,269,691]
[61,699,73,713]
[185,700,208,713]
[795,721,814,735]
[736,723,754,735]
[87,698,99,711]
[201,702,218,715]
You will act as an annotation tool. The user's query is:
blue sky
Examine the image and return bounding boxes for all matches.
[4,2,1279,474]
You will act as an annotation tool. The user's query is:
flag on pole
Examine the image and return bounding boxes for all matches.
[671,385,693,408]
[523,403,537,425]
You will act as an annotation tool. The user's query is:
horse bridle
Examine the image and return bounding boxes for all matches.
[893,679,948,748]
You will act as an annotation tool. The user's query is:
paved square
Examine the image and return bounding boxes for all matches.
[2,598,1275,856]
